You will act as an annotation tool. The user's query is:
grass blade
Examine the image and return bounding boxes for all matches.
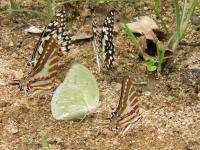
[121,23,143,53]
[0,8,48,18]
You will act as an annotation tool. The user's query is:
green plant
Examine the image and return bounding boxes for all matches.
[0,0,48,17]
[9,0,19,9]
[153,0,169,35]
[154,0,197,72]
[122,23,159,72]
[40,134,50,150]
[44,0,56,18]
[98,0,111,3]
[0,8,47,17]
[168,0,197,51]
[157,0,197,71]
[123,0,197,73]
[121,23,143,54]
[165,95,174,102]
[144,56,158,72]
[0,0,57,19]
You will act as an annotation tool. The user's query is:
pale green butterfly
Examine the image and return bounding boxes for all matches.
[51,64,99,120]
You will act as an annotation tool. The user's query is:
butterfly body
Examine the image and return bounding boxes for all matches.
[110,78,141,135]
[92,10,115,70]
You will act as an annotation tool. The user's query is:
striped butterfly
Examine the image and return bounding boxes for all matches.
[11,37,61,95]
[92,10,115,71]
[109,78,141,136]
[29,9,71,67]
[10,10,71,95]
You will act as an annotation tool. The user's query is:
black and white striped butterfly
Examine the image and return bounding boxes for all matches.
[92,10,115,71]
[109,78,141,136]
[29,9,71,67]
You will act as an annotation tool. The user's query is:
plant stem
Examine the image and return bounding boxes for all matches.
[171,0,197,51]
[9,0,18,9]
[153,0,169,35]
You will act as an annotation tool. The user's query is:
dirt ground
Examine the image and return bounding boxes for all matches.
[0,1,200,149]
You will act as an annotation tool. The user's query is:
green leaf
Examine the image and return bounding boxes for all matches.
[51,64,99,120]
[166,96,174,102]
[146,64,157,72]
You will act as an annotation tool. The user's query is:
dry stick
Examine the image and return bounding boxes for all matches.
[0,80,19,87]
[179,41,200,47]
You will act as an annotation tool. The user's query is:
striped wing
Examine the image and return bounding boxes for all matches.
[29,9,71,67]
[110,78,141,135]
[92,10,115,70]
[19,37,60,95]
[101,10,115,69]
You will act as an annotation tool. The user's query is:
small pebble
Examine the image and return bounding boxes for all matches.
[144,91,151,96]
[198,93,200,100]
[144,7,148,10]
[9,41,14,47]
[191,16,200,26]
[6,120,19,134]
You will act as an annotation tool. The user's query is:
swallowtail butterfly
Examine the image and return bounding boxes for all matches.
[29,9,71,67]
[109,78,141,136]
[12,37,61,95]
[92,10,115,70]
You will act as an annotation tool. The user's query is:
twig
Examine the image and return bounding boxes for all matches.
[179,41,200,46]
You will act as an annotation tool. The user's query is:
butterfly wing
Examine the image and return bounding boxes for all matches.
[92,10,104,71]
[92,10,102,51]
[101,10,115,69]
[110,78,141,135]
[20,37,60,95]
[29,9,71,67]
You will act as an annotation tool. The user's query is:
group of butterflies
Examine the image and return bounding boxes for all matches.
[9,8,141,136]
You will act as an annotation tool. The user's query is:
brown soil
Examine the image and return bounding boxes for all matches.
[0,1,200,149]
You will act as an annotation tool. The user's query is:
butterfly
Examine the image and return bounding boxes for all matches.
[29,9,71,67]
[109,78,141,136]
[92,9,115,71]
[11,37,61,95]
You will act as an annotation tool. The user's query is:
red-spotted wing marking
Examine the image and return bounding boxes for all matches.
[92,10,115,70]
[109,78,141,136]
[29,9,71,67]
[19,37,60,95]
